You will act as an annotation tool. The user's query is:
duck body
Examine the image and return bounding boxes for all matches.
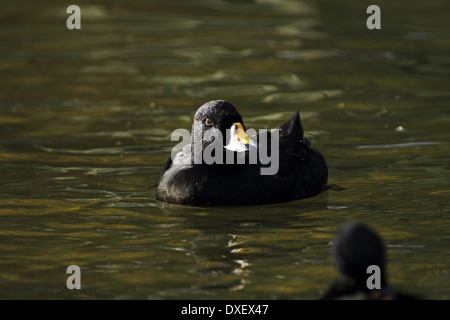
[156,100,328,206]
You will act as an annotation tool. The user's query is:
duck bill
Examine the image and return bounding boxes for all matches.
[225,122,258,152]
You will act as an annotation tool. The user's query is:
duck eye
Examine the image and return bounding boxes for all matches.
[205,119,213,126]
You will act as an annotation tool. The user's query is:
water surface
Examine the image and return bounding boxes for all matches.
[0,0,449,299]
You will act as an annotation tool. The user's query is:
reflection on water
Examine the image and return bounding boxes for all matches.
[0,0,449,299]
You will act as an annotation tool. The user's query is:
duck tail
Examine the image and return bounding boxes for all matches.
[279,109,304,141]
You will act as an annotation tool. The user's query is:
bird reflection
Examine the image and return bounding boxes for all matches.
[157,202,257,292]
[189,230,252,292]
[157,196,329,295]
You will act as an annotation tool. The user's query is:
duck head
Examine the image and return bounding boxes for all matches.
[191,100,257,160]
[333,222,387,289]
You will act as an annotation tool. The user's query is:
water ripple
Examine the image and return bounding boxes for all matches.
[356,142,442,149]
[35,144,162,155]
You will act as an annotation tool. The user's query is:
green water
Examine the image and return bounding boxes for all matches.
[0,0,449,299]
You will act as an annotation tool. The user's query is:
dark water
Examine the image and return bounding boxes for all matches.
[0,0,449,299]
